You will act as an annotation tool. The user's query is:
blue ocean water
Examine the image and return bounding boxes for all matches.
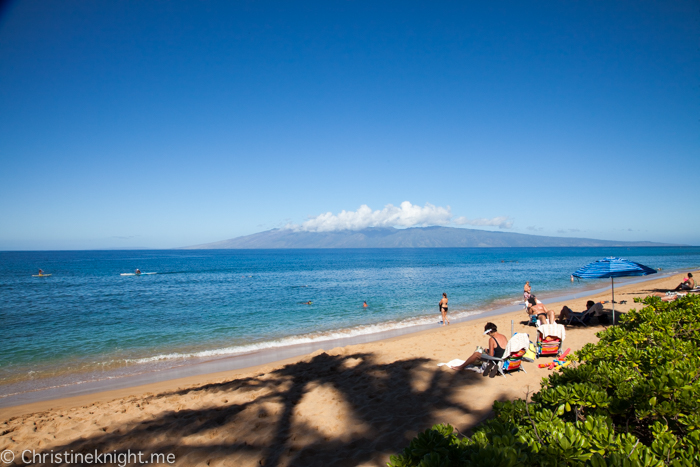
[1,247,699,395]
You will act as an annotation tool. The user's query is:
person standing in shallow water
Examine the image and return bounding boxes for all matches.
[523,281,532,301]
[439,293,449,326]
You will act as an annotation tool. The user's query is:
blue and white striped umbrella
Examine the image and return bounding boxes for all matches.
[572,257,657,324]
[573,257,657,279]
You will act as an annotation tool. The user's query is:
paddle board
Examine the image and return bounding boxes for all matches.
[32,274,52,277]
[120,272,157,276]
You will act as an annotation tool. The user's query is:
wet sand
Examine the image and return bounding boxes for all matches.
[0,271,695,466]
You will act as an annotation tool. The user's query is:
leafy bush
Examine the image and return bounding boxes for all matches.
[389,294,700,466]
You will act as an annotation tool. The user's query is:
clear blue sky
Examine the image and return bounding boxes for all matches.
[1,1,698,249]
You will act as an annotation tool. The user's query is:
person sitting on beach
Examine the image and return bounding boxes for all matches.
[450,322,507,371]
[523,281,532,301]
[673,273,695,291]
[558,300,603,322]
[527,296,555,325]
[439,293,450,326]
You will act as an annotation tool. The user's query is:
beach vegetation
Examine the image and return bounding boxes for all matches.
[388,294,700,466]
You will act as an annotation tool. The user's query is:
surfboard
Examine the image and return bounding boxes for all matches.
[32,274,52,277]
[120,272,157,276]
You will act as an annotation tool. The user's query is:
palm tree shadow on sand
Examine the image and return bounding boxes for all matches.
[26,352,506,467]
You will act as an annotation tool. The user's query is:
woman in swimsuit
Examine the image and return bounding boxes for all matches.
[527,296,555,325]
[451,322,507,370]
[673,273,695,291]
[439,293,449,326]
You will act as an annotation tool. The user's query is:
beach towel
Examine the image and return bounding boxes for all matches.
[437,359,484,372]
[538,324,565,341]
[504,332,530,354]
[437,359,465,368]
[588,302,604,316]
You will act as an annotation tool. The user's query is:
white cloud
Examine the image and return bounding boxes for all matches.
[286,202,514,232]
[454,216,513,229]
[288,202,452,232]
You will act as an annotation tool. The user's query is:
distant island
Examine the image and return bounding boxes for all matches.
[182,226,675,249]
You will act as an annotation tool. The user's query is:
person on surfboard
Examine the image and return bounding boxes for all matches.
[38,269,44,276]
[135,269,141,275]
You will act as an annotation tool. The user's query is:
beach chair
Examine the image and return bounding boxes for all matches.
[481,332,529,377]
[536,324,565,358]
[564,302,602,327]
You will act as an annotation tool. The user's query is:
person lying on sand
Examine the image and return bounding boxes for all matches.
[652,292,686,302]
[673,273,695,291]
[450,322,506,371]
[527,296,555,324]
[558,300,603,322]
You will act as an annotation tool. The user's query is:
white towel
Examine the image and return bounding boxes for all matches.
[504,332,530,354]
[538,323,566,341]
[437,359,483,372]
[437,359,465,367]
[588,302,604,316]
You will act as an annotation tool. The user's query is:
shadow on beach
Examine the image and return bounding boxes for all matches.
[20,351,505,467]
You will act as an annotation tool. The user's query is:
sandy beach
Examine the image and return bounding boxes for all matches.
[0,271,696,467]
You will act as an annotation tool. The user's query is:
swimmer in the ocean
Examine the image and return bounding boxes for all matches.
[363,301,368,308]
[135,269,141,275]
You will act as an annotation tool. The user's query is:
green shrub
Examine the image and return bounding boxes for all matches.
[389,294,700,466]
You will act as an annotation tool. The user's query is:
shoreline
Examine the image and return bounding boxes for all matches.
[1,269,694,420]
[0,270,672,406]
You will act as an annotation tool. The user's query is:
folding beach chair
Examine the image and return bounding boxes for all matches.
[564,302,603,327]
[481,332,529,378]
[536,324,565,358]
[567,311,591,327]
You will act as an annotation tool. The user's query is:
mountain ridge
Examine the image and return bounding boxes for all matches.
[182,226,676,249]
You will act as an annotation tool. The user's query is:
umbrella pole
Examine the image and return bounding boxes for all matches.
[611,277,615,325]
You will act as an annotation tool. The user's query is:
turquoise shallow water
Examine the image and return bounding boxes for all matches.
[1,247,699,395]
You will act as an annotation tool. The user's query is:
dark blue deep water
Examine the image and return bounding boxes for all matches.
[1,247,699,395]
